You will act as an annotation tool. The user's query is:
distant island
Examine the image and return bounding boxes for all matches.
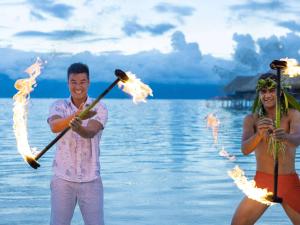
[0,73,224,99]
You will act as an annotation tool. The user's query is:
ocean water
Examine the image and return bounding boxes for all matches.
[0,98,299,225]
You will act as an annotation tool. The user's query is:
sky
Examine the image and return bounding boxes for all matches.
[0,0,300,84]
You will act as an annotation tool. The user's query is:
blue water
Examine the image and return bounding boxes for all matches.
[0,98,299,225]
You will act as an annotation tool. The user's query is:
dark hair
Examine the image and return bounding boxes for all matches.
[258,72,276,81]
[67,63,89,80]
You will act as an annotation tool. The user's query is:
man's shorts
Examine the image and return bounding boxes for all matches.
[255,171,300,214]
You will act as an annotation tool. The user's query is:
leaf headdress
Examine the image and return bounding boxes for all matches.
[252,73,300,117]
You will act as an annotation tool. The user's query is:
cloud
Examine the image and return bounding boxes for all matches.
[230,0,286,12]
[27,0,74,19]
[232,33,260,70]
[30,10,46,20]
[2,31,300,86]
[256,33,300,65]
[14,30,92,40]
[97,5,121,15]
[76,37,120,43]
[84,0,93,5]
[0,1,24,6]
[122,20,175,36]
[277,20,300,32]
[154,3,195,17]
[229,0,295,21]
[0,25,9,29]
[227,32,300,76]
[0,31,226,85]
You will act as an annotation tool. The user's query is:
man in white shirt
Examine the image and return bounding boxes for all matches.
[48,62,108,225]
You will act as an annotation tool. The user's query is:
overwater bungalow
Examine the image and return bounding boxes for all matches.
[222,74,300,108]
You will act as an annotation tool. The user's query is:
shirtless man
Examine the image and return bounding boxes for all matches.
[231,73,300,225]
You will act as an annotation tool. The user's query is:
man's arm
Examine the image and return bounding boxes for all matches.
[241,115,260,155]
[241,115,273,155]
[70,117,103,138]
[48,114,75,133]
[48,106,97,133]
[274,109,300,147]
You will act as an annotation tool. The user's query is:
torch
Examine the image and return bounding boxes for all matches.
[25,69,129,169]
[269,60,287,203]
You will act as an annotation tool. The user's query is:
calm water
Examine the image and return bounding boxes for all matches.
[0,98,299,225]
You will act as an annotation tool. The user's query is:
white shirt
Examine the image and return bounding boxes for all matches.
[48,97,108,182]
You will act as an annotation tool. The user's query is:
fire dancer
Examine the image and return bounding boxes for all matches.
[231,73,300,225]
[47,63,107,225]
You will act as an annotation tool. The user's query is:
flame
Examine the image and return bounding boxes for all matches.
[13,58,43,161]
[206,113,220,144]
[118,71,153,103]
[280,58,300,77]
[219,147,236,161]
[228,166,275,206]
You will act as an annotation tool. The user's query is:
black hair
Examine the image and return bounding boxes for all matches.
[67,63,89,80]
[258,72,276,81]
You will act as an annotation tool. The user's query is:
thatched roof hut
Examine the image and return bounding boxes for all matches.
[225,74,300,99]
[224,75,259,99]
[224,76,253,94]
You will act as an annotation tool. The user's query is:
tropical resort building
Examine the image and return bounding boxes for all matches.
[222,74,300,109]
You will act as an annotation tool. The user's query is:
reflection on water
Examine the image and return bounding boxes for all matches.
[0,99,298,225]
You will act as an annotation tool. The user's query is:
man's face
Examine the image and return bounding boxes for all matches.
[259,87,276,109]
[68,73,90,101]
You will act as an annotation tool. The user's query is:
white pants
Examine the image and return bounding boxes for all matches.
[50,176,104,225]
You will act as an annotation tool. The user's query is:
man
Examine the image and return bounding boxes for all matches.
[231,73,300,225]
[48,62,108,225]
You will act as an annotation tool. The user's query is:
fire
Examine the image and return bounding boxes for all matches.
[118,71,153,103]
[228,166,275,206]
[206,113,220,144]
[13,58,43,162]
[219,147,236,161]
[280,58,300,77]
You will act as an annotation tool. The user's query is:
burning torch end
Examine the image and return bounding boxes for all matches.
[24,155,40,169]
[115,69,129,82]
[270,60,287,70]
[265,193,282,203]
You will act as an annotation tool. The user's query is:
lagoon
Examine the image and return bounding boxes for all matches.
[0,99,298,225]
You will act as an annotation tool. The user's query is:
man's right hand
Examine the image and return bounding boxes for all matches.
[75,103,97,120]
[256,117,274,139]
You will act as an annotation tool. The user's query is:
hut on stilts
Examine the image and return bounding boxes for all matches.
[222,74,300,109]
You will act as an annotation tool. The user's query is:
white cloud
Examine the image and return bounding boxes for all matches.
[1,0,299,58]
[1,31,300,85]
[0,31,223,84]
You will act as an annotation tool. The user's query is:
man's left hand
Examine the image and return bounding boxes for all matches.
[273,128,288,141]
[70,117,83,132]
